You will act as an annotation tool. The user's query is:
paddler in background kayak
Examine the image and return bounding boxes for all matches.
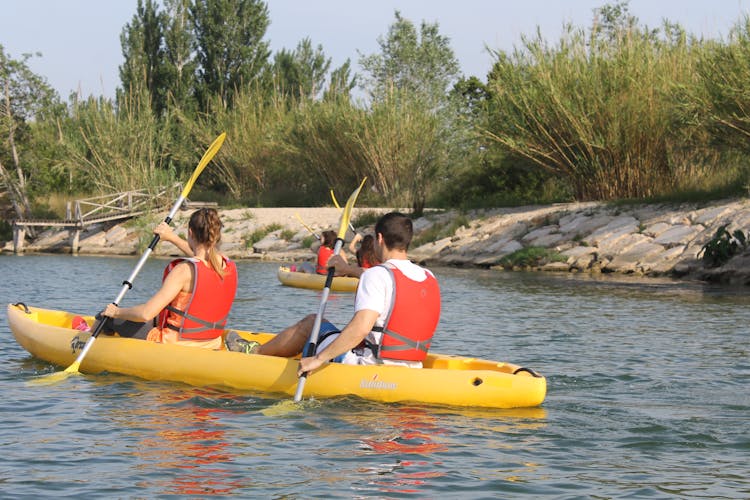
[93,208,238,350]
[293,229,352,274]
[256,212,441,369]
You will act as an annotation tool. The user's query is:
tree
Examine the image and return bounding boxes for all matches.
[356,11,462,214]
[0,45,59,225]
[358,10,460,106]
[119,0,170,116]
[272,38,331,101]
[191,0,271,109]
[162,0,196,112]
[324,59,357,101]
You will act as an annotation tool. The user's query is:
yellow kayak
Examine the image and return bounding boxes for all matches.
[7,303,546,409]
[277,265,359,292]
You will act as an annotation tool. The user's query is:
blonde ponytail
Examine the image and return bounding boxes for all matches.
[189,208,225,278]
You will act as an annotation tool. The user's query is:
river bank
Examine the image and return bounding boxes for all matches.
[4,198,750,285]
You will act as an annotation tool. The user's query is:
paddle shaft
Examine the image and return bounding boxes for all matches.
[294,178,366,402]
[293,240,342,401]
[64,133,226,373]
[68,197,187,364]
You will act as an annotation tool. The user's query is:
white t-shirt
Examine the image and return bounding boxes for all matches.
[348,259,435,367]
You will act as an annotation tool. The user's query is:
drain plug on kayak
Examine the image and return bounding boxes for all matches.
[473,377,483,386]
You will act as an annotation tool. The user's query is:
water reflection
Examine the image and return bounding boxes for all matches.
[106,386,244,496]
[343,403,548,494]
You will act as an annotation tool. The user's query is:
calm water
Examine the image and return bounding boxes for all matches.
[0,254,748,498]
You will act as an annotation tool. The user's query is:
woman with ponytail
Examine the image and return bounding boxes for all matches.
[98,208,238,349]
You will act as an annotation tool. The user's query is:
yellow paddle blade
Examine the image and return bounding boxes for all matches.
[330,189,341,209]
[260,397,321,417]
[28,367,79,386]
[294,213,317,237]
[180,132,227,198]
[336,178,367,241]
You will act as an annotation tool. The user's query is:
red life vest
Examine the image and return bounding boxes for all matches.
[372,264,441,362]
[358,254,376,269]
[157,257,238,341]
[316,246,334,274]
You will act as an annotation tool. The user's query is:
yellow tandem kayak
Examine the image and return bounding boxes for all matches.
[7,303,546,409]
[276,265,359,292]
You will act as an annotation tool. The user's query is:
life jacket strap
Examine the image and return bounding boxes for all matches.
[366,329,431,359]
[165,305,228,333]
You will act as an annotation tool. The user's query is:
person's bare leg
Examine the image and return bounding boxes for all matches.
[257,314,316,357]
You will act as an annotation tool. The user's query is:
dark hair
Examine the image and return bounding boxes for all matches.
[374,212,412,251]
[357,234,378,267]
[189,208,224,277]
[321,230,337,249]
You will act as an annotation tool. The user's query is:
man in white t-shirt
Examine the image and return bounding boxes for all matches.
[257,212,441,371]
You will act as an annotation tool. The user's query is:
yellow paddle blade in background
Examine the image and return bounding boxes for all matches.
[336,177,367,241]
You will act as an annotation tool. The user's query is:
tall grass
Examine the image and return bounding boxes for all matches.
[483,18,712,201]
[65,89,176,193]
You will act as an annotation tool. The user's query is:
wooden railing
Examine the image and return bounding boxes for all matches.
[11,184,182,253]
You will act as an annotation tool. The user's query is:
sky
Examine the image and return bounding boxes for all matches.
[2,0,749,99]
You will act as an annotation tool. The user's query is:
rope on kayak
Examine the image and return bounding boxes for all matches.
[513,366,542,378]
[12,302,30,314]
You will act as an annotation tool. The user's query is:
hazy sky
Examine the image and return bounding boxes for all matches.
[2,0,749,99]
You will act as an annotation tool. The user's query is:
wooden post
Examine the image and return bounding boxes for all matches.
[13,224,25,254]
[71,228,81,255]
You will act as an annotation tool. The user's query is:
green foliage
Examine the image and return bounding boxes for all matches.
[301,235,316,248]
[688,16,750,158]
[499,247,567,268]
[280,228,296,241]
[698,224,749,267]
[0,44,62,220]
[191,0,271,109]
[0,219,11,241]
[243,223,283,248]
[483,2,711,201]
[272,38,332,101]
[119,0,171,116]
[359,10,460,106]
[64,91,177,193]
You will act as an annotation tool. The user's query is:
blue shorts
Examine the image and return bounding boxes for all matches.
[316,321,345,363]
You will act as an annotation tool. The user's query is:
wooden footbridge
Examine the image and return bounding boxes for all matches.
[11,184,182,254]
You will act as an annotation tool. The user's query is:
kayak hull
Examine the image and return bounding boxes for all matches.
[7,303,546,408]
[277,266,359,292]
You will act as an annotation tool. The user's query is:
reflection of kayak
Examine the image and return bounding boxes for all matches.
[277,265,359,292]
[7,303,547,409]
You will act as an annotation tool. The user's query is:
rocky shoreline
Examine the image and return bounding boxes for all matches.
[4,198,750,285]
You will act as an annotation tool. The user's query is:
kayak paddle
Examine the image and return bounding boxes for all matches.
[39,132,227,383]
[294,177,367,402]
[329,188,357,235]
[293,213,321,240]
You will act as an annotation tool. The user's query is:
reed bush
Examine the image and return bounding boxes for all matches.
[355,87,452,214]
[281,95,369,204]
[64,89,176,194]
[483,7,711,201]
[195,86,291,203]
[692,16,750,155]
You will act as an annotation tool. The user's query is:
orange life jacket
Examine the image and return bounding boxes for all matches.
[316,246,334,274]
[157,257,238,341]
[371,264,441,362]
